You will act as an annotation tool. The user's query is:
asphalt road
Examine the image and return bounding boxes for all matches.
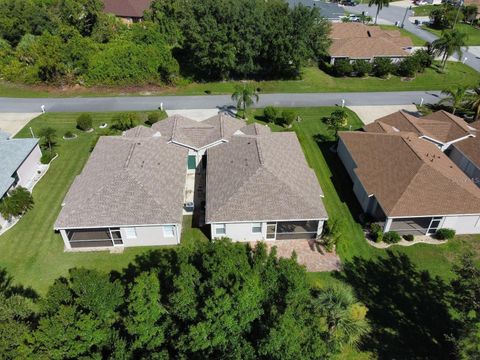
[0,91,441,113]
[347,4,480,72]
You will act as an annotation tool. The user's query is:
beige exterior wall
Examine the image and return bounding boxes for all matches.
[448,146,480,187]
[442,215,480,235]
[16,144,41,188]
[120,225,180,246]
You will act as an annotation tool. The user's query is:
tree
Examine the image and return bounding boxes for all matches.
[39,127,56,152]
[314,284,370,355]
[372,57,394,78]
[112,113,140,131]
[440,86,467,114]
[333,58,353,77]
[463,5,478,24]
[353,59,372,77]
[431,29,467,70]
[467,86,480,120]
[368,0,390,24]
[324,108,348,137]
[0,187,34,221]
[231,84,259,119]
[397,57,419,78]
[76,113,93,131]
[263,106,279,123]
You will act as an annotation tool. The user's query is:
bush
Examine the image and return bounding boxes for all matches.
[333,58,353,77]
[372,58,394,78]
[403,234,414,242]
[397,57,419,78]
[263,106,279,123]
[383,231,401,244]
[76,113,93,131]
[112,112,140,131]
[145,112,160,126]
[436,228,456,240]
[40,151,55,164]
[279,110,297,127]
[0,186,34,221]
[64,131,75,138]
[353,60,372,77]
[412,49,433,71]
[369,223,383,243]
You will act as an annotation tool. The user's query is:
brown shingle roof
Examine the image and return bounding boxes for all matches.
[339,131,480,217]
[102,0,151,18]
[452,121,480,169]
[329,23,412,59]
[364,110,474,144]
[55,136,188,229]
[205,132,327,223]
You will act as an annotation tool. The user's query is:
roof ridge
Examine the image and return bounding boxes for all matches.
[124,142,137,168]
[171,115,178,141]
[254,138,264,165]
[220,114,225,138]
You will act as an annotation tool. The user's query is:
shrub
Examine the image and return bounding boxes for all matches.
[403,234,414,242]
[0,186,34,221]
[383,231,401,244]
[64,131,75,138]
[76,113,92,131]
[263,106,279,123]
[436,228,456,240]
[353,60,372,77]
[333,58,353,77]
[40,151,55,164]
[412,49,433,71]
[369,223,383,243]
[112,112,140,131]
[319,220,341,252]
[372,58,394,78]
[397,57,419,78]
[279,110,297,127]
[146,112,160,126]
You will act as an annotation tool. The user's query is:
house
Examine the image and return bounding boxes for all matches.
[448,120,480,186]
[0,137,42,227]
[328,22,413,64]
[337,110,480,236]
[102,0,152,23]
[287,0,345,22]
[206,126,328,241]
[55,114,327,250]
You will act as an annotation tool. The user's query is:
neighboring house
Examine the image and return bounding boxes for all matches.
[328,23,413,64]
[338,131,480,235]
[448,120,480,186]
[206,127,328,242]
[0,137,42,226]
[55,114,327,250]
[287,0,345,22]
[102,0,152,23]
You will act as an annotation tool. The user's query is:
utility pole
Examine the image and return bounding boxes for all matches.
[401,6,411,28]
[453,0,464,29]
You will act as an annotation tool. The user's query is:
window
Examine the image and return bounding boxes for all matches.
[252,222,262,233]
[124,227,137,239]
[214,224,226,236]
[163,225,175,238]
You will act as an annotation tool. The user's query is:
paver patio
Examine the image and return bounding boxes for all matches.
[251,239,341,272]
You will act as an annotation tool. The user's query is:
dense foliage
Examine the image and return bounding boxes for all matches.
[0,186,34,221]
[0,0,330,86]
[0,240,369,359]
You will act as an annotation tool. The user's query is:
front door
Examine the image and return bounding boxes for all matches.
[266,222,276,240]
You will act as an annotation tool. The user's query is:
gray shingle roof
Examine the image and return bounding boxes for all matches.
[150,114,245,150]
[205,132,327,223]
[0,138,39,198]
[55,136,188,229]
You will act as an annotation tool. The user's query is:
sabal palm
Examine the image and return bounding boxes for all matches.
[431,30,467,70]
[368,0,390,25]
[440,86,467,115]
[231,85,259,118]
[466,85,480,120]
[315,285,370,353]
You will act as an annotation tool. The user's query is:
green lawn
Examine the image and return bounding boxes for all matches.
[423,23,480,45]
[379,25,428,46]
[1,62,479,98]
[412,5,438,16]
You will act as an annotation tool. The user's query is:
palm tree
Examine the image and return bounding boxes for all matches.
[315,285,370,354]
[231,84,259,119]
[466,85,480,120]
[431,29,467,70]
[368,0,390,25]
[39,127,57,152]
[440,86,467,115]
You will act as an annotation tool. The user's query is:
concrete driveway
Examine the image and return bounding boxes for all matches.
[0,113,40,136]
[348,104,420,124]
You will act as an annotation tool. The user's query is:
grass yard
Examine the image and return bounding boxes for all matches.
[412,4,438,16]
[379,25,428,46]
[1,62,479,98]
[423,23,480,45]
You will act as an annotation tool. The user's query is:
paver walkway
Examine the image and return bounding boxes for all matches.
[251,240,341,272]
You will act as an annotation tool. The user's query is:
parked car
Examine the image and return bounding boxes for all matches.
[341,0,358,6]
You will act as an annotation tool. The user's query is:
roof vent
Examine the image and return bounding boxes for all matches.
[153,131,161,137]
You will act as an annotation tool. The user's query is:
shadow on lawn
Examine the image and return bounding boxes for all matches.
[0,267,38,300]
[336,252,457,360]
